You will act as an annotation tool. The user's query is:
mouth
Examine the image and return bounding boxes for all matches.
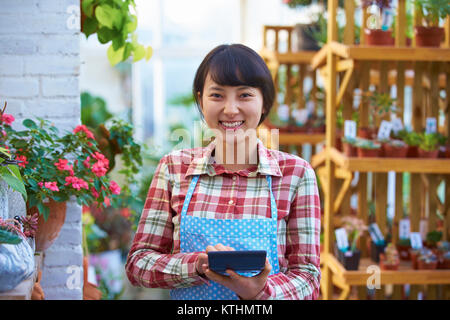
[219,120,245,131]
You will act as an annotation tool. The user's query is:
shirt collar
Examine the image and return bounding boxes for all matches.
[186,138,282,178]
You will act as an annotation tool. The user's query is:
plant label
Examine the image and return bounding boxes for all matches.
[335,228,349,251]
[293,108,308,126]
[391,118,403,134]
[369,223,384,242]
[344,120,357,139]
[377,120,392,140]
[425,117,437,134]
[410,232,422,250]
[399,219,410,240]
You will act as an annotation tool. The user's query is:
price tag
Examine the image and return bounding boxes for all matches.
[377,120,392,140]
[369,223,384,243]
[399,219,410,240]
[293,109,308,125]
[277,104,290,122]
[410,232,423,250]
[391,118,403,134]
[344,120,357,139]
[425,117,437,134]
[335,228,349,251]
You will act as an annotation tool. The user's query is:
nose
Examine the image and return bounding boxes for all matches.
[223,98,239,117]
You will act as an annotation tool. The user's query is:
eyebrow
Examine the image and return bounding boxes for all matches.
[207,85,254,91]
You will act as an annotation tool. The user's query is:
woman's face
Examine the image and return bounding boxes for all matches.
[199,73,264,144]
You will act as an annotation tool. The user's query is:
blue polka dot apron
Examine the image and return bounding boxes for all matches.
[170,174,280,300]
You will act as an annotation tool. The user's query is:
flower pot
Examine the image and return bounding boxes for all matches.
[337,249,361,270]
[379,253,399,271]
[370,241,386,263]
[406,145,419,158]
[414,26,444,47]
[417,259,438,270]
[438,257,450,269]
[357,147,380,158]
[364,28,394,46]
[445,145,450,158]
[396,244,411,261]
[27,200,67,252]
[342,142,357,157]
[410,250,420,269]
[382,143,408,158]
[418,148,439,159]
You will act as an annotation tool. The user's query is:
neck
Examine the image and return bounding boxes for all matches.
[213,135,259,170]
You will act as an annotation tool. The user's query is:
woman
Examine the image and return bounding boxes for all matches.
[125,44,321,300]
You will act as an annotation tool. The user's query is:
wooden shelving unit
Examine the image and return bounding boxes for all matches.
[313,0,450,300]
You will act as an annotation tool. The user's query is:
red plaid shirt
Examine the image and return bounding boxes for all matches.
[125,138,321,299]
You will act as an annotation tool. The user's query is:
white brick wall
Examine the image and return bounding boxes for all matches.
[0,0,82,299]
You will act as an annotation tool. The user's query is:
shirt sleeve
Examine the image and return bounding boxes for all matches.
[125,155,208,289]
[255,163,321,300]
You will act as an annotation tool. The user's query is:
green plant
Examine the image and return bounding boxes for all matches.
[0,117,121,221]
[414,0,450,27]
[364,92,398,129]
[81,0,152,66]
[418,132,440,151]
[0,219,22,245]
[383,243,399,265]
[355,138,381,149]
[0,146,27,201]
[282,0,345,9]
[426,230,442,246]
[397,238,411,246]
[385,139,406,148]
[400,130,422,147]
[340,216,368,252]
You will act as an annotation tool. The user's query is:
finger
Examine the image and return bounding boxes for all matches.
[215,243,228,251]
[225,269,242,281]
[257,259,272,279]
[225,246,235,251]
[205,245,216,253]
[205,268,231,285]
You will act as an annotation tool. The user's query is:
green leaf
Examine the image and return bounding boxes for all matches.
[123,42,133,61]
[0,228,22,245]
[145,46,153,61]
[107,44,125,66]
[95,4,121,30]
[125,15,137,33]
[83,16,98,38]
[0,167,27,201]
[23,119,37,129]
[81,0,96,17]
[132,44,145,62]
[97,26,115,44]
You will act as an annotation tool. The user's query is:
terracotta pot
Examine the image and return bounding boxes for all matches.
[418,148,439,159]
[357,147,380,158]
[27,200,67,252]
[364,28,394,46]
[414,26,444,47]
[31,270,45,300]
[396,244,411,261]
[417,259,438,270]
[438,258,450,269]
[406,145,419,158]
[342,142,357,157]
[379,253,399,271]
[410,250,420,269]
[83,256,102,300]
[382,143,408,158]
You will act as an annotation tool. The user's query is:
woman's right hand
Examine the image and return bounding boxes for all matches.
[196,244,235,275]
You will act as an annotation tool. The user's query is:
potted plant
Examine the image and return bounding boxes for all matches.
[0,115,122,252]
[379,243,400,270]
[370,239,387,263]
[425,230,442,248]
[396,237,411,260]
[418,132,440,158]
[355,138,382,157]
[359,92,397,139]
[433,241,450,269]
[414,0,450,47]
[80,0,152,66]
[381,139,408,158]
[417,249,438,269]
[341,136,358,157]
[336,216,368,270]
[362,0,395,45]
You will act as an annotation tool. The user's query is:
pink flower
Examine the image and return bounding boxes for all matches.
[103,197,110,207]
[92,161,108,177]
[92,152,106,161]
[91,187,99,199]
[64,176,88,191]
[38,181,44,188]
[73,125,95,140]
[1,113,15,126]
[54,158,74,175]
[44,181,59,192]
[120,208,131,218]
[83,156,91,168]
[16,155,28,168]
[109,181,121,195]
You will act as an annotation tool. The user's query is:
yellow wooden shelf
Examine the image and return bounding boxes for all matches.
[279,132,325,145]
[312,42,450,69]
[260,48,317,65]
[312,147,450,174]
[322,252,450,286]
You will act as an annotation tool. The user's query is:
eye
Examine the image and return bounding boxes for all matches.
[209,93,222,99]
[240,93,253,98]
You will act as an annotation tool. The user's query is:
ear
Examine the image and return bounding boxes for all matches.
[197,91,203,110]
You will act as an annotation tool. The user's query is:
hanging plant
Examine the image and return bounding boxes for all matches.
[81,0,153,66]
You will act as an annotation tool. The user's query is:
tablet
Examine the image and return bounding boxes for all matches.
[207,250,266,274]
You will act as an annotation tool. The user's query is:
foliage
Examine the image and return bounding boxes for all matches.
[426,230,442,246]
[0,117,121,221]
[0,218,23,245]
[414,0,450,27]
[397,237,411,246]
[398,130,421,147]
[282,0,345,9]
[361,0,392,9]
[81,92,113,129]
[383,243,399,265]
[340,216,368,252]
[354,137,381,149]
[364,92,397,128]
[384,139,406,148]
[81,0,152,66]
[418,132,440,151]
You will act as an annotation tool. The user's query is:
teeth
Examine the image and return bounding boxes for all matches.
[221,121,244,128]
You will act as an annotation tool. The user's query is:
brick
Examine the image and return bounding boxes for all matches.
[43,245,83,267]
[0,36,39,55]
[64,200,82,223]
[41,76,79,97]
[0,56,24,76]
[40,286,83,300]
[38,35,80,55]
[0,13,79,35]
[1,1,40,14]
[24,55,79,76]
[0,77,39,98]
[37,0,79,13]
[52,221,83,246]
[1,99,24,117]
[25,98,79,118]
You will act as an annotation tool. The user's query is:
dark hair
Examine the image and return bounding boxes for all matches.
[193,44,275,126]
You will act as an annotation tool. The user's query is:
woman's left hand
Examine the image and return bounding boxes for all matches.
[201,245,272,300]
